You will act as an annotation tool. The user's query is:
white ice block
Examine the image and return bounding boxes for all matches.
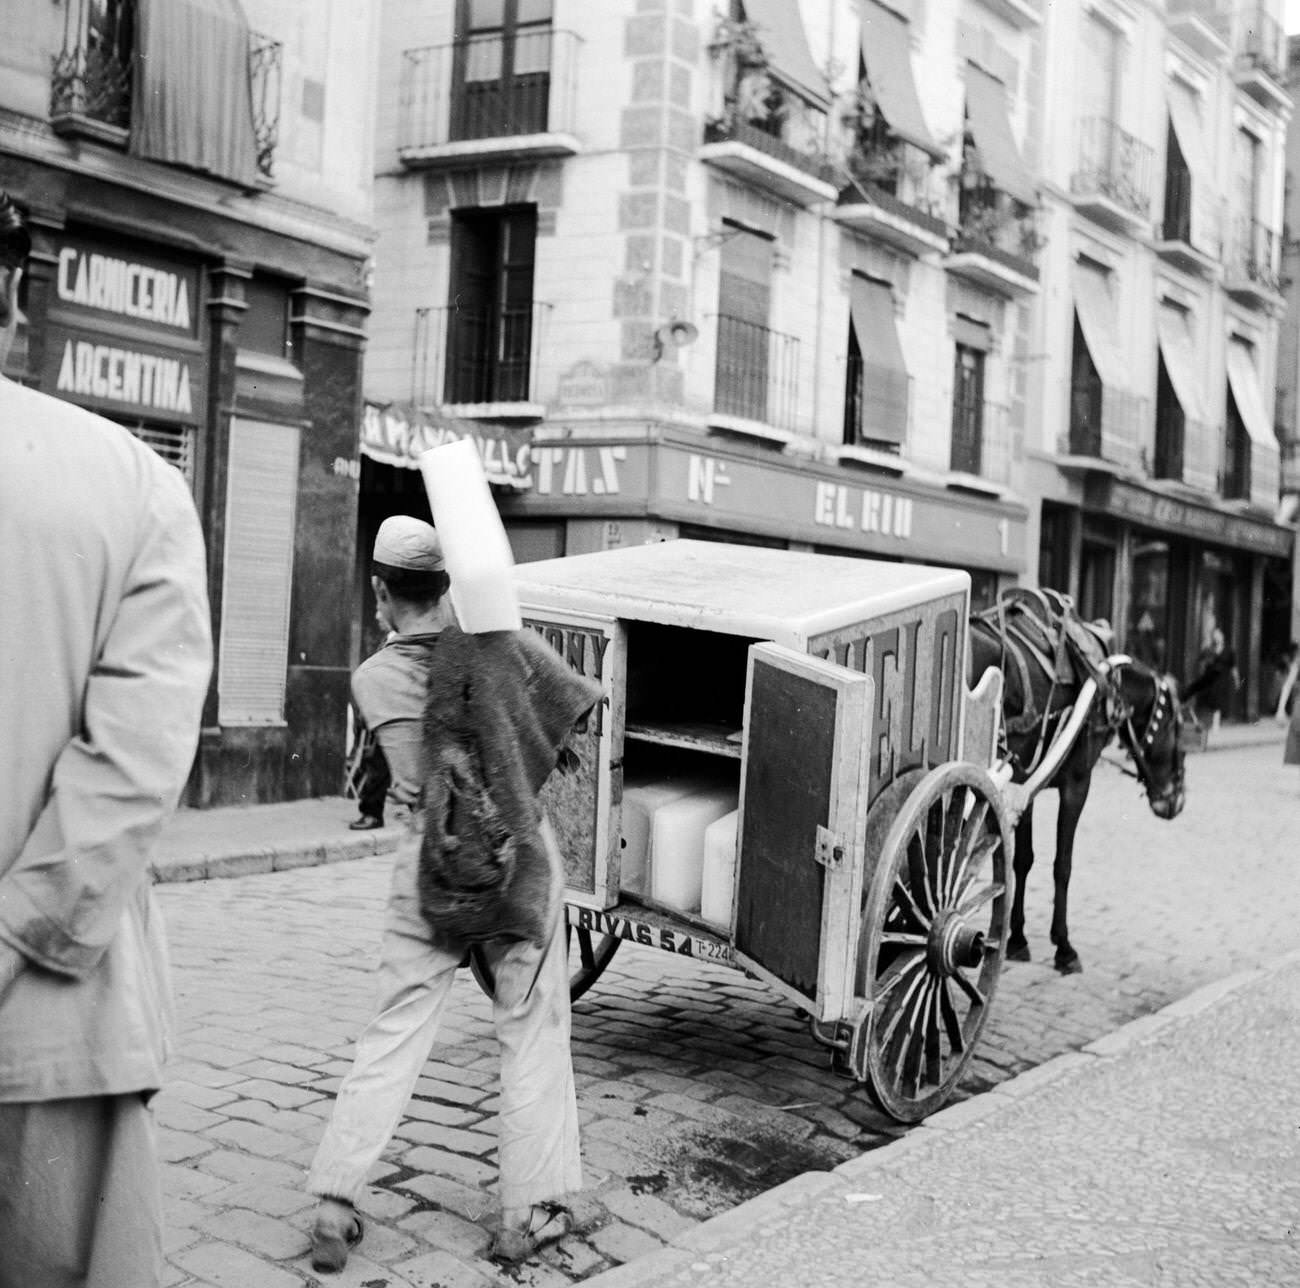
[620,777,714,897]
[418,439,521,633]
[649,787,738,915]
[699,809,739,932]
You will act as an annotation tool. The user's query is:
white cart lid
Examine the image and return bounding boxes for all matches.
[514,540,969,642]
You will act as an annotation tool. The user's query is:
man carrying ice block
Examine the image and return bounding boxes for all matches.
[307,446,597,1272]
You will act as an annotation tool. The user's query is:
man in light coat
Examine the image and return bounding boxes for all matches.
[0,192,212,1287]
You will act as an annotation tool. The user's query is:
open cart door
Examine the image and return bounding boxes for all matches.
[522,607,626,910]
[733,643,873,1021]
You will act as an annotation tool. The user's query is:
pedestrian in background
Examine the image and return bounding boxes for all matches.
[306,516,598,1272]
[1276,642,1300,782]
[1183,626,1238,737]
[0,192,212,1288]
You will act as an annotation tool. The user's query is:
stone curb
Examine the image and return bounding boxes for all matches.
[580,954,1294,1288]
[150,828,405,885]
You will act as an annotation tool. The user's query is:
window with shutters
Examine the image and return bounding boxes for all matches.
[446,205,537,404]
[120,421,197,489]
[217,418,300,726]
[715,222,775,424]
[451,0,554,141]
[950,343,986,474]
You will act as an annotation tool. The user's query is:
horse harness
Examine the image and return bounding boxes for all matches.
[972,588,1170,783]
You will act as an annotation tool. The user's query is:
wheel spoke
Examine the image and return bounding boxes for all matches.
[893,867,932,931]
[881,930,928,946]
[877,962,928,1057]
[938,977,965,1054]
[948,797,990,904]
[952,834,1002,909]
[956,879,1005,920]
[923,982,943,1089]
[891,976,934,1097]
[907,826,933,918]
[951,964,987,1009]
[938,787,967,908]
[873,949,925,1003]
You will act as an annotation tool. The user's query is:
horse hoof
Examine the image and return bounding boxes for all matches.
[1054,952,1082,975]
[1007,941,1030,962]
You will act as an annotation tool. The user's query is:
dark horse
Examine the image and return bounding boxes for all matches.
[968,591,1186,974]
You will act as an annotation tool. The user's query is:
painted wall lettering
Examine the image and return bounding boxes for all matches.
[814,481,913,539]
[687,454,731,505]
[534,445,626,496]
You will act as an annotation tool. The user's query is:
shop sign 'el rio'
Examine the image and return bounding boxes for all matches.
[43,234,204,426]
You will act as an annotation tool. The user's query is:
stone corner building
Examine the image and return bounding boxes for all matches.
[0,0,377,805]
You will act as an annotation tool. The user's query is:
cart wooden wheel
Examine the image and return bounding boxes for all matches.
[468,921,621,1003]
[857,762,1012,1123]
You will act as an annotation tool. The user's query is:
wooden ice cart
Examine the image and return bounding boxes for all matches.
[480,540,1014,1122]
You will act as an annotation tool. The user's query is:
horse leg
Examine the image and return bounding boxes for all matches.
[1007,808,1034,961]
[1050,772,1090,975]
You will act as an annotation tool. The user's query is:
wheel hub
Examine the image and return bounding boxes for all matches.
[927,911,986,975]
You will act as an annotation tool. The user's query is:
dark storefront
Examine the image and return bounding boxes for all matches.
[1040,479,1294,720]
[1,164,369,805]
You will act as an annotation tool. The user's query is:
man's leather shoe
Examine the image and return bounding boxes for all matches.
[348,815,383,831]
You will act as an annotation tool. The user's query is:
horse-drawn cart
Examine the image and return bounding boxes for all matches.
[492,541,1108,1123]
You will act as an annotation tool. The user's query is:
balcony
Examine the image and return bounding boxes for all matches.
[944,184,1039,297]
[700,86,838,209]
[49,0,281,179]
[711,314,802,440]
[1224,216,1283,309]
[1059,378,1145,474]
[412,301,552,418]
[1070,118,1154,235]
[833,139,950,257]
[950,398,1013,487]
[1153,168,1220,278]
[1233,6,1289,110]
[398,30,582,167]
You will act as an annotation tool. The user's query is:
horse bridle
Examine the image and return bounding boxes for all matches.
[1105,660,1183,802]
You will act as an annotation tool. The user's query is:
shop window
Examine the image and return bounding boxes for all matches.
[452,0,554,142]
[242,275,294,362]
[1153,356,1184,481]
[218,418,300,726]
[1079,536,1115,624]
[949,343,986,475]
[446,205,538,404]
[1038,502,1072,595]
[118,421,197,490]
[1129,538,1170,671]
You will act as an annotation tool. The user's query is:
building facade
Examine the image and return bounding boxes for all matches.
[0,0,377,803]
[1029,0,1294,717]
[361,0,1052,661]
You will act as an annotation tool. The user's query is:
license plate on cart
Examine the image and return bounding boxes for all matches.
[567,905,736,968]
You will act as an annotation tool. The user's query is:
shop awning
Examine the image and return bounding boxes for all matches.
[742,0,830,106]
[849,274,908,443]
[131,0,258,187]
[858,0,943,160]
[1156,306,1209,425]
[1225,341,1278,450]
[1167,86,1218,256]
[361,402,532,489]
[1072,264,1128,392]
[964,64,1037,207]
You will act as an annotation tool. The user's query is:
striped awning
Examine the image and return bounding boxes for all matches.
[858,0,943,160]
[964,64,1036,207]
[743,0,830,106]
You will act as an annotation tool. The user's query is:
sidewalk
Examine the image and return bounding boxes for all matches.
[585,949,1300,1288]
[154,795,405,883]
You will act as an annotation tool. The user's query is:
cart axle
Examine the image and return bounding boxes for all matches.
[931,912,986,974]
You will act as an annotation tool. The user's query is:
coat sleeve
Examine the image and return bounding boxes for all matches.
[0,465,212,979]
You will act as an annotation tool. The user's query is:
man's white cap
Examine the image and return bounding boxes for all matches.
[373,515,444,572]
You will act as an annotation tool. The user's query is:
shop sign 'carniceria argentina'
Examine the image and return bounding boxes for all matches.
[43,235,204,425]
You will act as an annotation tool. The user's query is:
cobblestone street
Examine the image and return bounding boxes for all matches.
[155,740,1297,1287]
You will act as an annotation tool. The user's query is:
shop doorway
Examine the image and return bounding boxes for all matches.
[1191,550,1243,720]
[1079,535,1115,625]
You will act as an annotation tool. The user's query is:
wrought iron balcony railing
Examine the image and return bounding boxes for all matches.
[953,183,1040,278]
[400,30,581,153]
[839,134,949,237]
[704,107,837,187]
[714,313,802,434]
[1071,117,1155,220]
[1227,215,1282,295]
[50,0,281,178]
[413,301,553,408]
[950,398,1012,485]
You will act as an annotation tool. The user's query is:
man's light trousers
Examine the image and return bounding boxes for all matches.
[307,835,582,1212]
